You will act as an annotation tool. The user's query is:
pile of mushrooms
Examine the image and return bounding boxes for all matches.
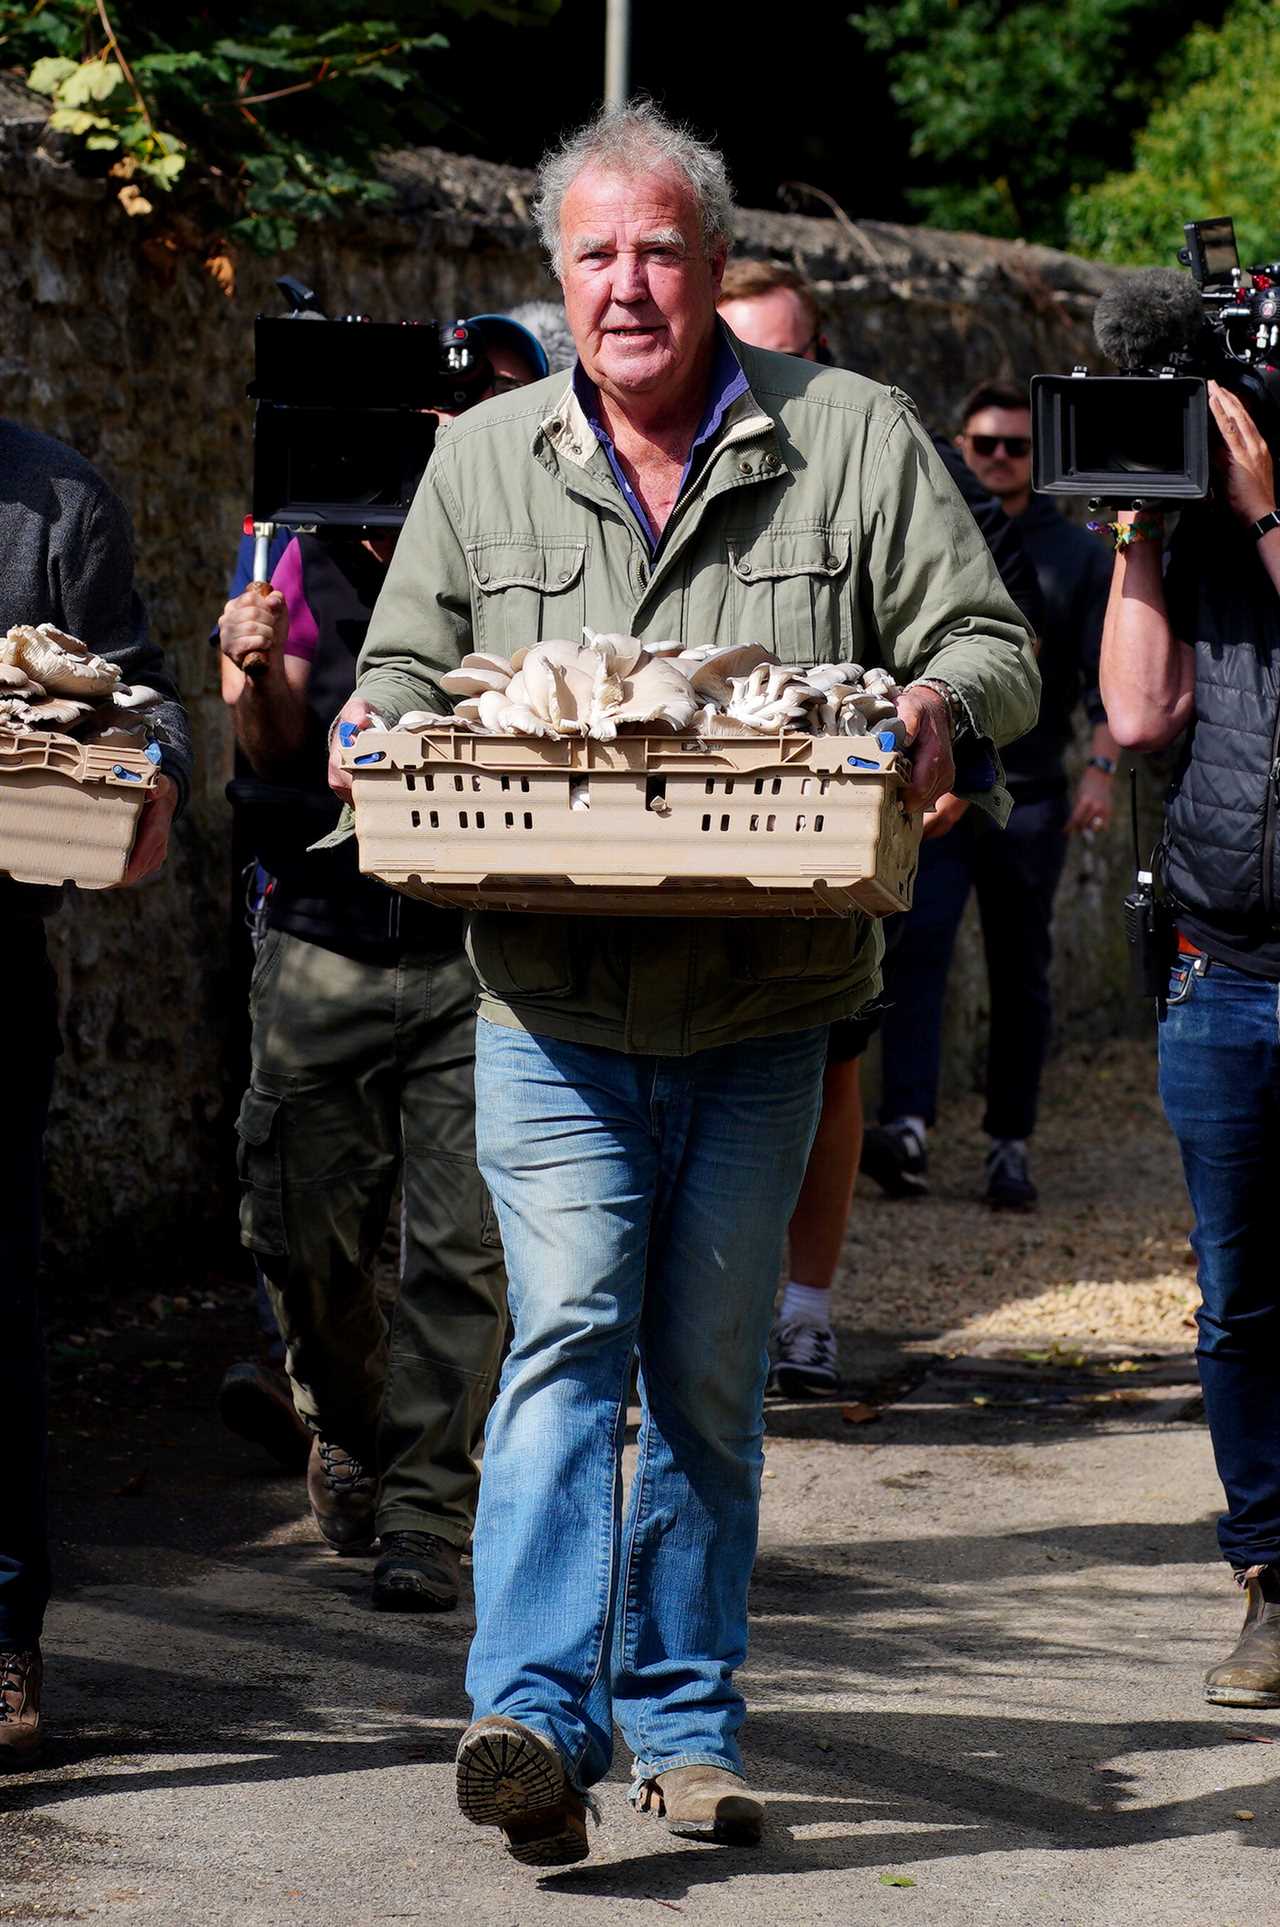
[401,630,904,744]
[0,624,163,746]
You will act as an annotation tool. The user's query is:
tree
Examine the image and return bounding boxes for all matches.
[0,1,558,253]
[1067,0,1280,267]
[849,0,1227,249]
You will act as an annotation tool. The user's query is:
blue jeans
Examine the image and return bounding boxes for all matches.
[879,793,1069,1138]
[467,1018,827,1790]
[0,920,58,1649]
[1158,957,1280,1570]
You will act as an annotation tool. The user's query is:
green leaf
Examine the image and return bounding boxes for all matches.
[47,106,115,137]
[879,1874,917,1887]
[60,59,128,108]
[138,152,187,187]
[26,55,79,98]
[85,131,122,151]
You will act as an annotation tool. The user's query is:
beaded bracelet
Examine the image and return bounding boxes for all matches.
[1087,515,1165,551]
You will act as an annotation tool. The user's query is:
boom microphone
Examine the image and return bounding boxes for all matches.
[1093,269,1210,372]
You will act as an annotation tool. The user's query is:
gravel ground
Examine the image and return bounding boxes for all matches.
[840,1038,1200,1348]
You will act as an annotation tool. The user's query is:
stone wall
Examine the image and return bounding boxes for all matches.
[0,80,1140,1281]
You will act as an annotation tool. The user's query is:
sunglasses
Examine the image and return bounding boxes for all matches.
[967,433,1031,458]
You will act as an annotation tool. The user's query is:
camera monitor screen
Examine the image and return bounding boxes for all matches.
[1031,373,1210,504]
[249,316,440,528]
[1186,217,1239,289]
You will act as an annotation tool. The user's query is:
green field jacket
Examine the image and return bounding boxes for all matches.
[354,337,1040,1055]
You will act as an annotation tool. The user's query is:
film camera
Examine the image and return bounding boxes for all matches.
[249,276,498,531]
[1031,217,1280,506]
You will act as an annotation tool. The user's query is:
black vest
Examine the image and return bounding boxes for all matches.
[1161,507,1280,972]
[229,536,460,961]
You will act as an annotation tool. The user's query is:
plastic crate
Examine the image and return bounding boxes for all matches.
[0,728,159,889]
[346,724,921,918]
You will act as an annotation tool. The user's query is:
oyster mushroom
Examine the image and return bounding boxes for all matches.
[3,623,121,698]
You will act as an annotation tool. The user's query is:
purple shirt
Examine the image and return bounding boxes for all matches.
[572,326,750,554]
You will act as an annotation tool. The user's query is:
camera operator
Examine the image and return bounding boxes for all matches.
[1101,377,1280,1707]
[220,314,547,1615]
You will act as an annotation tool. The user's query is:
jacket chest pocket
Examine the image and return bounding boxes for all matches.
[466,538,587,652]
[726,528,852,664]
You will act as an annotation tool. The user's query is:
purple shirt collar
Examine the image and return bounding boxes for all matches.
[572,324,750,553]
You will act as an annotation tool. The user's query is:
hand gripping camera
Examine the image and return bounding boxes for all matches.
[1031,217,1280,507]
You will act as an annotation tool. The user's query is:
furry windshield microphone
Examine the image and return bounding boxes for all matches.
[1093,269,1209,371]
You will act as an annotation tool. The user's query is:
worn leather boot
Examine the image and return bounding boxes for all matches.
[631,1764,764,1844]
[306,1436,376,1555]
[456,1714,592,1867]
[0,1646,43,1763]
[371,1531,460,1612]
[1204,1566,1280,1707]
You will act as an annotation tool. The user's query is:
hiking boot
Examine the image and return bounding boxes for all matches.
[984,1139,1038,1210]
[1204,1566,1280,1708]
[860,1122,928,1198]
[772,1319,839,1397]
[218,1360,311,1472]
[456,1714,592,1866]
[306,1436,376,1555]
[0,1646,43,1764]
[631,1764,764,1844]
[372,1531,461,1613]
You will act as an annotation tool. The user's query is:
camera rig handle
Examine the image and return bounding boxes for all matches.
[241,516,277,683]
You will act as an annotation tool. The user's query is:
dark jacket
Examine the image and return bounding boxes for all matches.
[1161,502,1280,975]
[1003,496,1110,798]
[0,419,192,919]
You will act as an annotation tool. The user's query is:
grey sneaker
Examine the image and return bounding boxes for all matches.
[772,1320,839,1396]
[984,1139,1038,1210]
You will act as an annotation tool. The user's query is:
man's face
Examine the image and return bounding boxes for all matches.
[717,287,816,359]
[957,406,1032,503]
[559,164,724,401]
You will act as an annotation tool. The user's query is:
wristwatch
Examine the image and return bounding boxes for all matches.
[1087,754,1118,776]
[1251,509,1280,542]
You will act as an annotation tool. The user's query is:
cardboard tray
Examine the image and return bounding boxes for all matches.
[0,728,159,889]
[345,724,921,918]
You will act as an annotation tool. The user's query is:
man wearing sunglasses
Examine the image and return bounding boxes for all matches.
[865,379,1119,1210]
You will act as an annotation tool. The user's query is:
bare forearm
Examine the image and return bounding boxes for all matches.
[231,671,309,776]
[1099,544,1195,751]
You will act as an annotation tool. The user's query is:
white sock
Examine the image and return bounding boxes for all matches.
[888,1114,927,1145]
[779,1281,833,1329]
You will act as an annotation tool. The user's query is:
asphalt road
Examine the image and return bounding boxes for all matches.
[4,1310,1277,1927]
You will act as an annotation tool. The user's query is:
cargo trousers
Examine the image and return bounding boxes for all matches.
[235,928,507,1547]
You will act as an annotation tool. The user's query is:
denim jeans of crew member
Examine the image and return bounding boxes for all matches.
[0,919,58,1650]
[1158,956,1280,1570]
[236,930,507,1546]
[878,792,1070,1139]
[466,1018,828,1792]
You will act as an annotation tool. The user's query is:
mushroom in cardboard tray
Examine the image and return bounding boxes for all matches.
[2,623,121,698]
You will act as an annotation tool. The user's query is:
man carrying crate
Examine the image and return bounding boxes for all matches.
[330,102,1040,1862]
[1,416,191,1763]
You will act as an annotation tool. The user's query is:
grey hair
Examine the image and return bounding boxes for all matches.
[507,298,577,372]
[534,100,736,277]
